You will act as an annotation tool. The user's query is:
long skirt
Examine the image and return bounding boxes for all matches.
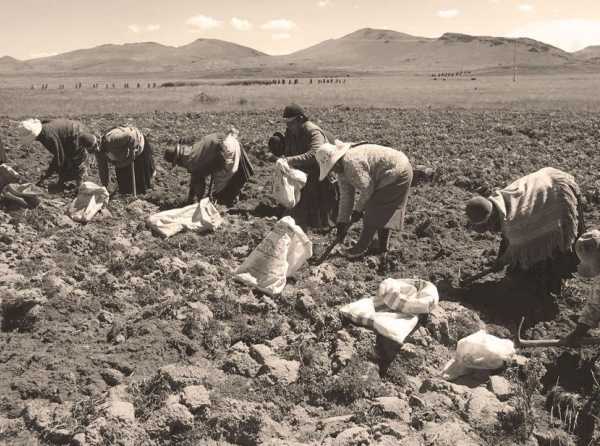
[291,171,338,229]
[363,165,413,230]
[115,141,155,194]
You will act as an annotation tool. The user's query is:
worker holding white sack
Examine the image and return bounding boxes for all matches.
[564,229,600,344]
[88,126,155,196]
[164,127,254,207]
[315,140,413,265]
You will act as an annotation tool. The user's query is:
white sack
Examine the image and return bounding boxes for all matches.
[339,297,418,344]
[146,197,224,238]
[442,330,516,380]
[67,182,109,223]
[375,278,439,315]
[234,216,312,295]
[272,159,307,209]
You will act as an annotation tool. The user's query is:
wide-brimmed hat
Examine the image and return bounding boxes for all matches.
[282,103,305,119]
[465,196,493,225]
[79,133,98,151]
[16,118,42,144]
[315,140,350,181]
[164,144,182,167]
[575,229,600,278]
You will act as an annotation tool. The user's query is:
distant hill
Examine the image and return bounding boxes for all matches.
[281,29,576,72]
[574,45,600,62]
[0,27,594,76]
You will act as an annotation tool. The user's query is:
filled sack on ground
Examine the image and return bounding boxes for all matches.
[67,182,109,223]
[2,183,45,208]
[0,164,21,190]
[146,198,223,238]
[272,159,307,209]
[442,330,516,380]
[234,216,312,295]
[375,278,439,314]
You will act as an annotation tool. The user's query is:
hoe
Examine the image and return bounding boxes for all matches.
[516,317,600,348]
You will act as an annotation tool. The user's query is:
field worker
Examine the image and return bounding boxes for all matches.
[0,136,6,164]
[18,118,98,189]
[164,127,254,207]
[315,140,413,266]
[465,167,584,300]
[269,103,338,230]
[89,126,155,195]
[564,230,600,343]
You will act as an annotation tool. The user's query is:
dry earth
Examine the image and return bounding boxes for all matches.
[0,107,599,445]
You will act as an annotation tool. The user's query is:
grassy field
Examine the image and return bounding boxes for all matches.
[2,72,600,117]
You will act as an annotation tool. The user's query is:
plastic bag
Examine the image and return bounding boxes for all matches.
[442,330,516,380]
[67,182,109,223]
[147,198,224,238]
[375,278,439,315]
[234,216,312,295]
[272,159,307,209]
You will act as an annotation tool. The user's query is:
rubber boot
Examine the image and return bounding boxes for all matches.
[346,225,377,259]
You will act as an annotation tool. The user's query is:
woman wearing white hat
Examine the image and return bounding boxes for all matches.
[315,140,413,265]
[565,229,600,343]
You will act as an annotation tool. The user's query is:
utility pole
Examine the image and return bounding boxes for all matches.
[513,39,517,82]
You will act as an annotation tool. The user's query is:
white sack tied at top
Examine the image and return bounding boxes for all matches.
[67,181,109,223]
[339,278,439,345]
[146,197,224,238]
[441,330,516,381]
[272,158,308,209]
[234,216,312,296]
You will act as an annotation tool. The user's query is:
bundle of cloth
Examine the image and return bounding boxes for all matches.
[0,164,44,208]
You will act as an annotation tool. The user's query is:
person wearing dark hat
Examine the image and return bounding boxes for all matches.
[18,118,98,189]
[164,127,254,206]
[564,230,600,343]
[89,126,155,195]
[465,167,585,301]
[270,103,338,229]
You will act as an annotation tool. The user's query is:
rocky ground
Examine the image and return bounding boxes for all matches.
[0,108,599,445]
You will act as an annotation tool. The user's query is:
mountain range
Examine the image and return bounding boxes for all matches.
[1,28,598,76]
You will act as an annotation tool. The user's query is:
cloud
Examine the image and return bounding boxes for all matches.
[29,52,58,59]
[231,17,253,31]
[186,15,223,31]
[317,0,332,6]
[437,9,460,19]
[272,33,291,40]
[260,19,296,31]
[128,24,141,33]
[517,4,534,12]
[146,24,160,32]
[507,19,600,52]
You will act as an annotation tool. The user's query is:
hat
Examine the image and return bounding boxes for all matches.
[575,229,600,278]
[283,103,305,119]
[465,197,493,225]
[164,145,181,166]
[315,140,350,181]
[268,132,285,157]
[16,118,42,144]
[79,133,98,151]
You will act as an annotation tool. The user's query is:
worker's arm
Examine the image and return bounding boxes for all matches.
[95,151,110,187]
[337,178,355,225]
[187,172,206,204]
[286,129,325,171]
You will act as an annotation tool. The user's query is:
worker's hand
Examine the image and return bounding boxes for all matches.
[350,210,364,224]
[564,323,591,346]
[336,223,349,243]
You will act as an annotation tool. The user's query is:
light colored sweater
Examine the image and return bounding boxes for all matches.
[337,144,411,223]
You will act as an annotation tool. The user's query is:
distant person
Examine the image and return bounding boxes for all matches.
[268,103,338,230]
[0,135,6,164]
[315,141,413,270]
[164,127,253,207]
[18,118,98,189]
[88,126,155,195]
[465,167,584,304]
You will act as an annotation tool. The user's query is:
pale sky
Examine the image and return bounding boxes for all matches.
[2,0,600,60]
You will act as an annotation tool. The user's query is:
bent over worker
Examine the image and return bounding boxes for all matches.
[565,230,600,343]
[315,140,413,267]
[89,126,155,195]
[268,103,338,230]
[164,127,253,207]
[19,118,98,188]
[465,167,584,300]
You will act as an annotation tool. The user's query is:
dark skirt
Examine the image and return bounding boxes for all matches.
[115,140,155,194]
[291,171,338,230]
[363,167,413,230]
[213,146,254,206]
